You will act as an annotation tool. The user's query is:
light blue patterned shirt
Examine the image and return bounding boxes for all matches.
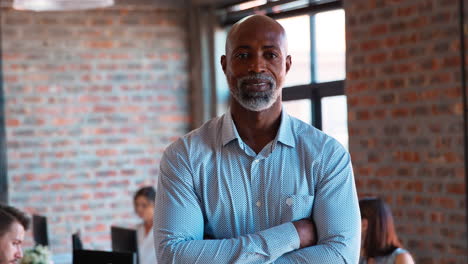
[154,110,361,263]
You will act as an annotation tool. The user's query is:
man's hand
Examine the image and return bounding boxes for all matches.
[292,218,317,248]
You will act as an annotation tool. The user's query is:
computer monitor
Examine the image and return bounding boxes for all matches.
[73,249,136,264]
[111,226,138,254]
[32,214,49,246]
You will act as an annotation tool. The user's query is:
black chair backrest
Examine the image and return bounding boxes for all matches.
[73,250,136,264]
[32,214,48,246]
[71,233,83,251]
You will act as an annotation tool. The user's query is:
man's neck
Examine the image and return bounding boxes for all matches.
[230,99,282,154]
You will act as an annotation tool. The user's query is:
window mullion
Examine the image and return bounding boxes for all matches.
[309,13,320,129]
[311,89,322,130]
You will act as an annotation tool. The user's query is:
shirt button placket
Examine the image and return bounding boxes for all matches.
[251,158,261,229]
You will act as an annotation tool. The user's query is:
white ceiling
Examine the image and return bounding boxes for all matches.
[116,0,242,8]
[191,0,241,6]
[0,0,244,9]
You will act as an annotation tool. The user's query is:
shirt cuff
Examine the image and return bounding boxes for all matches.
[284,222,301,250]
[257,222,300,259]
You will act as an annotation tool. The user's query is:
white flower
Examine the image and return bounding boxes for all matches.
[20,245,52,264]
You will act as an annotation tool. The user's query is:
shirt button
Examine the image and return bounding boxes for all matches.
[286,197,293,206]
[254,159,259,163]
[256,201,261,207]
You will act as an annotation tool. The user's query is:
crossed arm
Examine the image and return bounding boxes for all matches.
[154,145,361,263]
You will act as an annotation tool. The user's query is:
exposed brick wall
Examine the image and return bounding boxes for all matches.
[1,4,189,256]
[345,0,467,263]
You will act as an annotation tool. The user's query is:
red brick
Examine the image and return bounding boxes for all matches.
[357,167,373,177]
[121,169,136,176]
[96,149,119,156]
[443,56,461,68]
[370,24,388,35]
[407,210,425,221]
[347,82,369,93]
[356,110,371,120]
[86,41,114,49]
[391,108,409,118]
[392,49,409,60]
[93,105,115,113]
[446,184,465,195]
[368,52,387,64]
[375,167,394,177]
[6,119,20,127]
[404,181,423,192]
[373,109,387,119]
[160,115,190,123]
[360,40,380,52]
[397,63,413,73]
[401,92,419,103]
[397,6,416,16]
[53,118,76,126]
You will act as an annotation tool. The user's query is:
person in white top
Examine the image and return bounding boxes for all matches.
[133,186,157,264]
[359,198,415,264]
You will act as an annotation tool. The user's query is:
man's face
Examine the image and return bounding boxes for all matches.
[222,18,291,112]
[0,222,25,264]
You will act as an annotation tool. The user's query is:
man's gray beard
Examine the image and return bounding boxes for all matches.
[231,74,278,112]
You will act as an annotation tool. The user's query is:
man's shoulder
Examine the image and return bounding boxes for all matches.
[288,114,347,153]
[164,115,223,154]
[288,115,322,136]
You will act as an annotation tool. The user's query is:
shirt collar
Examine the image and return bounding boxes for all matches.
[220,108,296,148]
[221,110,240,147]
[276,109,295,148]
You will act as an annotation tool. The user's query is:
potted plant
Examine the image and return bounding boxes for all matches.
[20,245,53,264]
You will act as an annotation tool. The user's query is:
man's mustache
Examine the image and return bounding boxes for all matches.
[237,73,275,86]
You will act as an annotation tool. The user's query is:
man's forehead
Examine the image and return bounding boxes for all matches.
[225,15,288,53]
[227,27,287,52]
[230,21,284,40]
[231,35,283,48]
[234,27,283,39]
[8,222,25,238]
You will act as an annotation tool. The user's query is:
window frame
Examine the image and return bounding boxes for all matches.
[282,80,344,129]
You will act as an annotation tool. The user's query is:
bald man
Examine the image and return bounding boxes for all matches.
[154,15,360,263]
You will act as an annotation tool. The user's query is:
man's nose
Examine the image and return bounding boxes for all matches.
[15,247,23,259]
[248,56,266,73]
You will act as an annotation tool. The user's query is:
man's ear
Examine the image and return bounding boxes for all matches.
[221,55,227,74]
[285,55,292,73]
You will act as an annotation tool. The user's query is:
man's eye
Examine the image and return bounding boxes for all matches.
[265,53,278,59]
[235,53,249,59]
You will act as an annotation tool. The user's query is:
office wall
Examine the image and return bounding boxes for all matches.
[345,0,467,263]
[1,2,189,255]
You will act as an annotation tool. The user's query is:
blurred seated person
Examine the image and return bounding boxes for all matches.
[134,186,157,264]
[359,198,415,264]
[0,204,30,264]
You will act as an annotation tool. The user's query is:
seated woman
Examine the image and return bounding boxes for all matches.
[0,204,30,264]
[359,198,415,264]
[134,186,157,264]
